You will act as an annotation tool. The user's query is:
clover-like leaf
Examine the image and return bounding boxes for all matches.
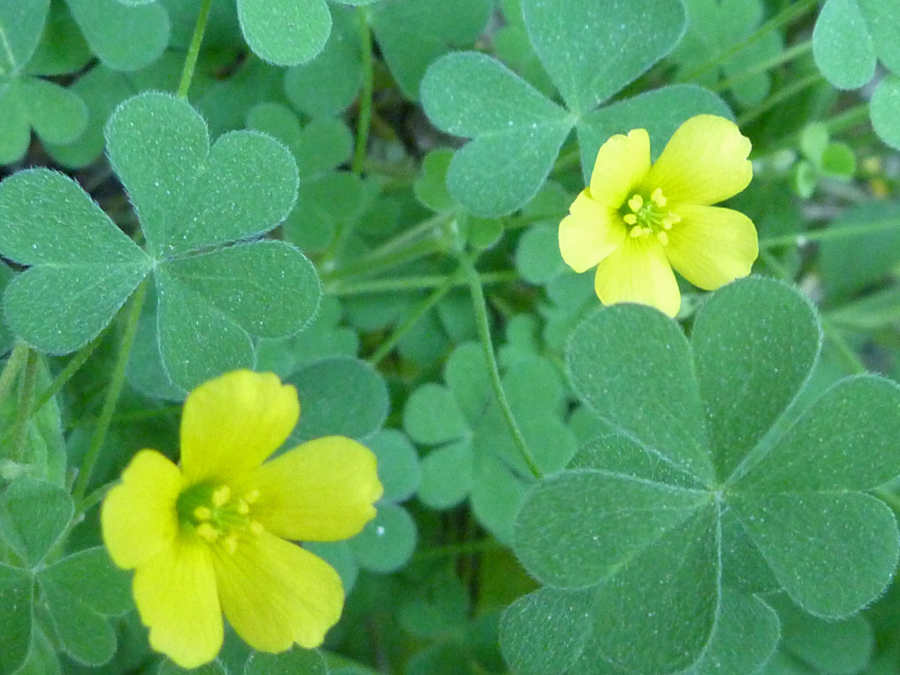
[0,170,151,353]
[0,563,33,675]
[65,0,169,71]
[0,92,320,391]
[369,0,492,99]
[0,478,73,567]
[237,0,331,66]
[509,277,900,674]
[421,0,733,216]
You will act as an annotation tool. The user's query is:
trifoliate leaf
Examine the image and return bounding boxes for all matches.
[0,478,72,567]
[65,0,169,71]
[237,0,331,66]
[509,276,900,674]
[244,647,328,675]
[0,563,32,675]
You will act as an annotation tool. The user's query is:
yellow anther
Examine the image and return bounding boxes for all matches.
[623,213,638,225]
[244,489,260,504]
[236,499,250,515]
[196,522,220,542]
[657,231,669,245]
[193,506,212,521]
[651,187,667,207]
[628,194,644,212]
[212,485,231,507]
[661,219,673,231]
[222,534,238,555]
[249,521,265,536]
[629,227,644,238]
[669,213,681,224]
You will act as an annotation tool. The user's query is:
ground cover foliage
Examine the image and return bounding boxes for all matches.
[3,0,900,673]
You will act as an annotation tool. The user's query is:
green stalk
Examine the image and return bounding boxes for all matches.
[352,8,374,175]
[177,0,214,99]
[759,218,900,249]
[461,257,543,480]
[0,342,29,412]
[328,270,517,295]
[10,349,38,463]
[738,73,823,126]
[679,0,817,84]
[322,236,449,284]
[366,271,461,367]
[72,280,149,501]
[710,39,812,94]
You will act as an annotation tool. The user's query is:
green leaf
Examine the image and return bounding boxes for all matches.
[521,0,685,114]
[812,0,877,89]
[403,383,468,446]
[500,588,593,675]
[567,304,713,485]
[0,478,72,566]
[287,356,389,442]
[0,563,32,675]
[0,0,49,76]
[871,74,900,150]
[417,440,473,509]
[0,169,151,353]
[237,0,331,66]
[244,646,328,675]
[106,92,299,257]
[413,149,456,213]
[691,278,820,481]
[349,503,417,573]
[283,5,361,117]
[367,429,421,502]
[421,52,572,216]
[858,0,900,73]
[516,223,567,284]
[65,0,169,71]
[369,0,491,99]
[158,661,227,675]
[772,595,873,675]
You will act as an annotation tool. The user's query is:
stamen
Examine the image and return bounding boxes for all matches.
[196,523,220,542]
[193,506,212,521]
[222,534,238,555]
[249,521,265,536]
[651,188,666,207]
[657,231,669,245]
[628,194,644,212]
[623,214,638,225]
[244,489,260,504]
[235,499,250,515]
[212,485,231,507]
[629,227,644,238]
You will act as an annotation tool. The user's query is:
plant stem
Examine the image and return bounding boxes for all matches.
[322,236,449,283]
[10,349,38,463]
[72,280,148,501]
[710,39,812,94]
[0,342,29,412]
[177,0,214,99]
[822,319,867,375]
[30,335,103,420]
[759,218,900,249]
[738,73,823,126]
[461,256,543,480]
[328,270,517,295]
[352,8,374,175]
[679,0,817,84]
[366,269,461,367]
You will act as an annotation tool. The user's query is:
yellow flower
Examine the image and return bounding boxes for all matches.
[558,114,758,317]
[101,370,383,669]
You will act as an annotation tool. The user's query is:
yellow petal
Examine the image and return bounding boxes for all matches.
[234,436,382,542]
[643,115,752,206]
[133,533,223,669]
[213,532,343,652]
[665,205,758,290]
[101,449,182,570]
[559,191,626,273]
[588,128,651,209]
[593,235,681,317]
[180,370,300,485]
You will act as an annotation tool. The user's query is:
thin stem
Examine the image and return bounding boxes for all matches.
[31,335,103,420]
[367,212,451,259]
[759,217,900,249]
[679,0,817,83]
[0,342,29,412]
[412,538,502,561]
[177,0,214,99]
[72,280,149,501]
[366,270,461,367]
[461,257,543,480]
[822,319,867,375]
[327,270,517,295]
[10,349,39,463]
[710,39,812,94]
[322,236,449,284]
[738,73,823,126]
[352,8,374,175]
[764,104,871,154]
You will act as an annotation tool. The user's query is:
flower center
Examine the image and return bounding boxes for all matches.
[621,187,681,245]
[176,483,264,554]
